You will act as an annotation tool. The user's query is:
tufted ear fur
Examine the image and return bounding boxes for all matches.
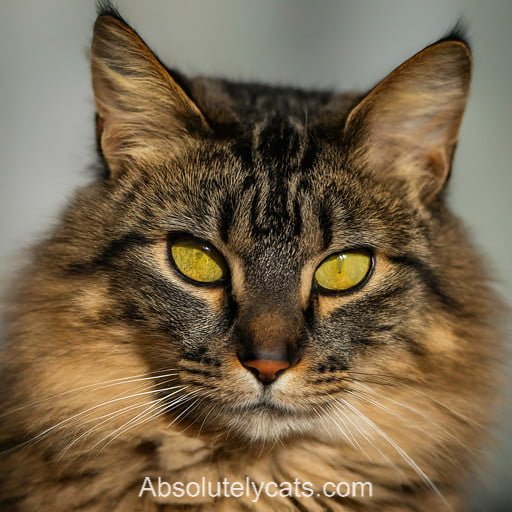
[91,11,210,177]
[344,37,471,202]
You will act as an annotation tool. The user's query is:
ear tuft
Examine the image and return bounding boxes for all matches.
[96,0,124,20]
[437,20,470,49]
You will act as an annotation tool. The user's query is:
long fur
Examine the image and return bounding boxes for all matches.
[0,8,503,512]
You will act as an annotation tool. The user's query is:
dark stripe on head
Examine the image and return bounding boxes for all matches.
[218,193,234,243]
[230,135,254,170]
[249,186,270,237]
[318,202,333,250]
[254,114,303,170]
[293,196,303,237]
[300,135,318,171]
[219,175,260,243]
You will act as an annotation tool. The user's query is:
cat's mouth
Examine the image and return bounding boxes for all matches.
[213,393,328,442]
[230,396,304,417]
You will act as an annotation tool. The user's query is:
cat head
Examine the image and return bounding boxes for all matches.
[20,8,487,446]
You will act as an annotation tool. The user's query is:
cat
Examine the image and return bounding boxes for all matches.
[0,4,503,511]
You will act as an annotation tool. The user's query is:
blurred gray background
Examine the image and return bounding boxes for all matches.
[1,1,510,509]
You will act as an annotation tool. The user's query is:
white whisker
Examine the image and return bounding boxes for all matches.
[0,369,179,420]
[94,387,195,453]
[1,384,183,454]
[350,383,475,456]
[55,397,167,462]
[338,397,452,510]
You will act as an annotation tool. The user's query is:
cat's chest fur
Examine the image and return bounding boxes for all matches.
[121,428,460,512]
[0,422,465,511]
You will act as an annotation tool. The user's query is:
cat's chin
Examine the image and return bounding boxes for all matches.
[214,400,332,443]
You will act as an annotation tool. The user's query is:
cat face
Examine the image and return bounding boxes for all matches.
[73,140,421,441]
[57,11,479,442]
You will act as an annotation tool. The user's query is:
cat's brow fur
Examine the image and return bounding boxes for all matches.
[0,5,503,512]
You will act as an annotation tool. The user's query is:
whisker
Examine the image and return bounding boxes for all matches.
[338,397,452,509]
[1,384,183,455]
[177,390,217,436]
[93,386,214,458]
[196,399,218,438]
[94,387,195,454]
[402,384,483,429]
[323,399,358,449]
[55,396,168,462]
[91,390,204,454]
[327,399,369,456]
[345,389,464,467]
[309,403,336,443]
[164,390,206,430]
[345,371,482,428]
[349,383,476,455]
[329,397,403,479]
[0,369,179,420]
[169,394,210,434]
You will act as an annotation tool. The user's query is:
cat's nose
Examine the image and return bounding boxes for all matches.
[239,356,296,385]
[235,307,303,384]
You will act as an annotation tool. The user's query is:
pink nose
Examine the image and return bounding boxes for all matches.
[241,359,293,385]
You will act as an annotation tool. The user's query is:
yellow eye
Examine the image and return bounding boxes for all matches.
[314,251,372,292]
[169,237,226,284]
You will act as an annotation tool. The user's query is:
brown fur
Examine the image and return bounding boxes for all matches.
[0,10,503,512]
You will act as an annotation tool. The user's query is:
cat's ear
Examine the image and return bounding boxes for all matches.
[91,12,210,176]
[344,37,471,202]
